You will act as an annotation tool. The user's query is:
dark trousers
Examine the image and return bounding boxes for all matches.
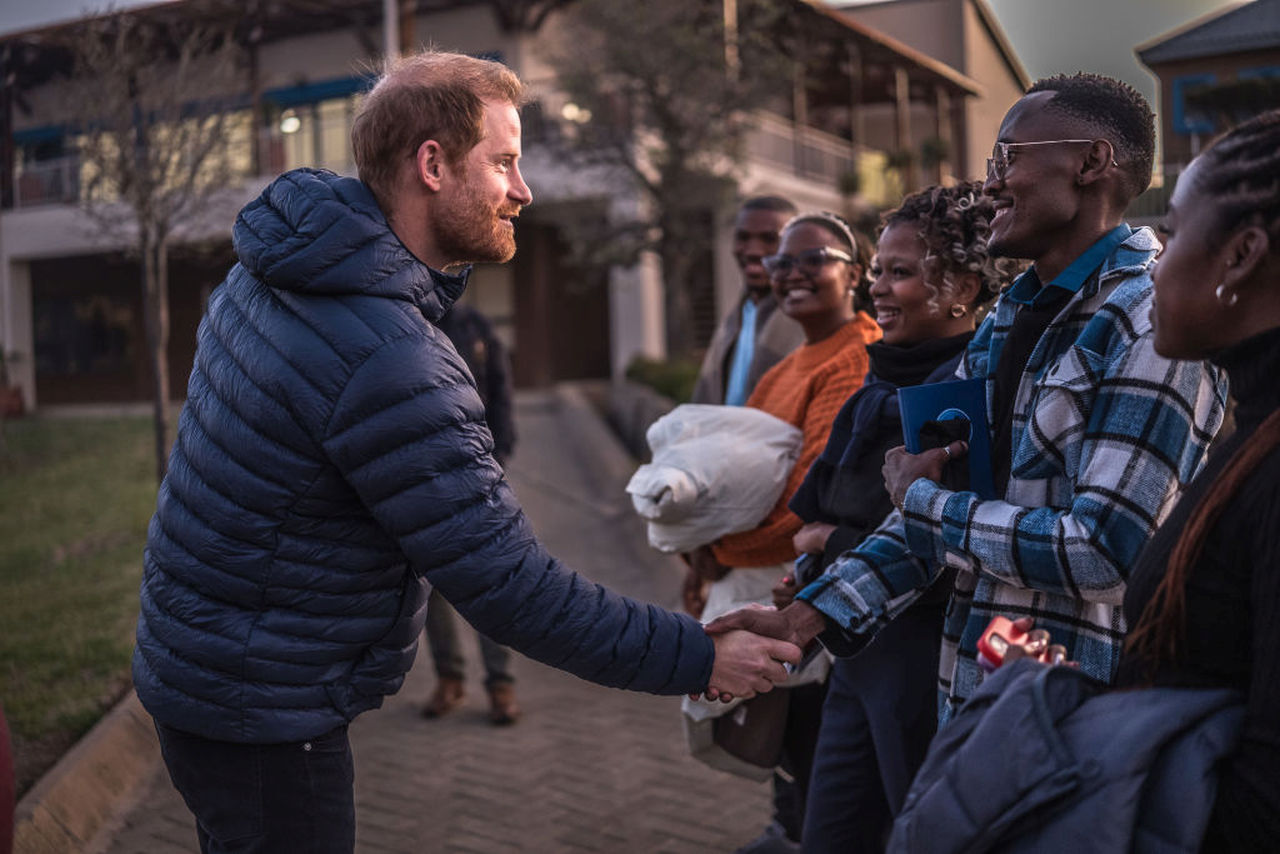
[801,603,943,853]
[155,722,355,854]
[773,680,828,843]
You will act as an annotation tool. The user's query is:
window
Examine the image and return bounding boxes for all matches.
[1172,73,1217,135]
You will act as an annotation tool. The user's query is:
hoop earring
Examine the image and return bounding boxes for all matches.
[949,304,967,318]
[1215,284,1239,307]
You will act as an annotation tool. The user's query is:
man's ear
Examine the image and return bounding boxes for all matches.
[1077,139,1114,186]
[415,139,447,192]
[1221,225,1271,292]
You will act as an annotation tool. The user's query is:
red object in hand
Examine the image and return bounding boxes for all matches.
[977,617,1059,672]
[976,616,1025,672]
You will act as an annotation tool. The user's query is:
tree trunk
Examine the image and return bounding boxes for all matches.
[142,229,172,483]
[659,211,698,358]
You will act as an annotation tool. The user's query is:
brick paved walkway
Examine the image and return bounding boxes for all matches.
[101,388,772,853]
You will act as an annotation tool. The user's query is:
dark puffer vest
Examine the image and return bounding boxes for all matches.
[133,168,714,743]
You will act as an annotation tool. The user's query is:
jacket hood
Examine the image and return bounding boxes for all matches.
[233,168,468,321]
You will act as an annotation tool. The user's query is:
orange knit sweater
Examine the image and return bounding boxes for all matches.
[713,312,882,568]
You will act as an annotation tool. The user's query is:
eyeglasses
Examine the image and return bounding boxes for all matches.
[762,247,854,278]
[985,139,1119,182]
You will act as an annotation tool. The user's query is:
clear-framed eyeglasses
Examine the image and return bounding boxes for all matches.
[762,246,855,278]
[986,139,1119,182]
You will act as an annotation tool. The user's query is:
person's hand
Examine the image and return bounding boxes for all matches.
[998,618,1075,668]
[704,601,828,649]
[682,565,709,618]
[793,522,836,555]
[702,629,802,702]
[689,544,731,582]
[883,440,967,509]
[772,574,798,610]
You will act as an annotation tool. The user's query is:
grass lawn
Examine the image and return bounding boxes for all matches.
[0,415,156,795]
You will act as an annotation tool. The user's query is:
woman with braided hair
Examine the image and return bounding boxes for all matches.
[1114,108,1280,849]
[784,182,1013,852]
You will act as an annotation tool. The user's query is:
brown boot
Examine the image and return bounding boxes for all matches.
[487,683,520,726]
[422,677,465,718]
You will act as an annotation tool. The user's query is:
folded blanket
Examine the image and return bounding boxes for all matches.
[626,404,802,552]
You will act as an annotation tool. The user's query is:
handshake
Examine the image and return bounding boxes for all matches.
[698,601,829,702]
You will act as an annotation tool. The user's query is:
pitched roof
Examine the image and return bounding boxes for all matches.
[1137,0,1280,65]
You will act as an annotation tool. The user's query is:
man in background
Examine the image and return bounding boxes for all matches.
[691,195,803,406]
[423,302,521,725]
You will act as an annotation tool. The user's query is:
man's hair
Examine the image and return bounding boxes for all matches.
[881,181,1019,310]
[352,51,524,205]
[740,195,798,216]
[1197,108,1280,244]
[1026,72,1156,201]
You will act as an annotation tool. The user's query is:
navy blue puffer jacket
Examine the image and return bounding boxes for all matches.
[133,168,715,743]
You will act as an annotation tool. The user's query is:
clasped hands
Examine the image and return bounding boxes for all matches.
[697,600,830,703]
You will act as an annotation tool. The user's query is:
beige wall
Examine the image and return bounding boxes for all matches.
[960,0,1026,180]
[842,0,1026,182]
[846,0,964,69]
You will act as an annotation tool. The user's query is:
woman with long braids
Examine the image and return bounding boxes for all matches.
[1114,108,1280,849]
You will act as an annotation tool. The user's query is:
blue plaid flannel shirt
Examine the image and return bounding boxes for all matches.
[796,226,1228,723]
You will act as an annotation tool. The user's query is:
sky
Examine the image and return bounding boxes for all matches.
[0,0,1248,103]
[984,0,1241,107]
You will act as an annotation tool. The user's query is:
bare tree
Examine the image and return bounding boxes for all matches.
[64,5,245,481]
[545,0,790,357]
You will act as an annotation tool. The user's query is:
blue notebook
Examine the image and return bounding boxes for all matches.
[897,377,997,499]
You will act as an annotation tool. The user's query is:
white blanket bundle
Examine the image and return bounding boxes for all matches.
[625,404,803,553]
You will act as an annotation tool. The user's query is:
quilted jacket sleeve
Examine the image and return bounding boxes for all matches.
[321,332,714,695]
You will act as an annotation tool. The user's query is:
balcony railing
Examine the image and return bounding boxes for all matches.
[746,112,859,186]
[13,157,81,208]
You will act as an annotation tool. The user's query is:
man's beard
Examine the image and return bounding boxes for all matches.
[434,190,519,266]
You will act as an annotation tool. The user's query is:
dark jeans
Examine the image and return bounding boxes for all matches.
[773,680,828,843]
[802,603,943,854]
[155,721,355,854]
[425,588,513,688]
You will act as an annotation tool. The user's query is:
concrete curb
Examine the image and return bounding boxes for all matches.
[14,692,160,854]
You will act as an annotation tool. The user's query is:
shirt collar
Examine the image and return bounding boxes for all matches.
[1005,224,1134,307]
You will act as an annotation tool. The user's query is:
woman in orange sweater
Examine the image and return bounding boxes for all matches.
[688,212,880,851]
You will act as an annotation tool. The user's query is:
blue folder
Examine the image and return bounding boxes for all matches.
[897,377,997,499]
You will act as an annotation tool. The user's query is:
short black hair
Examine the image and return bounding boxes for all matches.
[1027,72,1155,201]
[740,195,798,215]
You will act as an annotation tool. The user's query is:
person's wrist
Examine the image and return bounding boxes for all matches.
[784,601,827,646]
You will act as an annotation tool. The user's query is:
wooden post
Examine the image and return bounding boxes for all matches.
[894,65,913,191]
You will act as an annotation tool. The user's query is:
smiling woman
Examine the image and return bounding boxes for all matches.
[711,212,880,571]
[785,182,1013,853]
[681,212,880,847]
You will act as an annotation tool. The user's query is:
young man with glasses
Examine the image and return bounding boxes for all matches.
[705,73,1228,727]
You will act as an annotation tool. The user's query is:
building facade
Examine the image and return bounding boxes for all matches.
[0,0,1001,410]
